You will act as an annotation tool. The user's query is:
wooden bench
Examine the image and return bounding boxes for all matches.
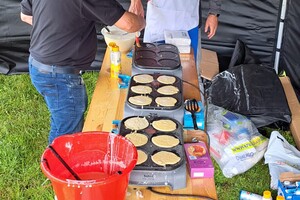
[83,48,218,200]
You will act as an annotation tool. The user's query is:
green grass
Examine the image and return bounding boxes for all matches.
[0,72,296,199]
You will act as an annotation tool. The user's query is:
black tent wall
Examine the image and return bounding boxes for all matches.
[279,0,300,98]
[201,0,281,72]
[0,0,31,74]
[1,0,300,98]
[0,0,107,74]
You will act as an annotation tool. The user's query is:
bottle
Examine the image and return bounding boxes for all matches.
[239,190,263,200]
[262,190,272,200]
[276,196,284,200]
[109,42,121,78]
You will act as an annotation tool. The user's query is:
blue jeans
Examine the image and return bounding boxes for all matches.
[29,56,88,144]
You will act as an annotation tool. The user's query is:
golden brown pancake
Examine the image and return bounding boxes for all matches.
[151,135,180,148]
[157,85,179,95]
[129,95,152,106]
[152,119,177,132]
[157,75,176,84]
[137,150,148,165]
[151,151,180,166]
[131,85,152,94]
[155,97,177,107]
[125,132,148,147]
[133,74,154,84]
[124,117,149,130]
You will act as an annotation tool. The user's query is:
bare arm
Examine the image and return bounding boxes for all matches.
[204,14,218,39]
[20,12,33,25]
[129,0,144,17]
[114,11,146,33]
[205,0,221,39]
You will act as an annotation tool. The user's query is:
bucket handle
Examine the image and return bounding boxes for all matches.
[48,145,81,180]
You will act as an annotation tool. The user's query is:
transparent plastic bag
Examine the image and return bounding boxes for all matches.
[207,104,269,178]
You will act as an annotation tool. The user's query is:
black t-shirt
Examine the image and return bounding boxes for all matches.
[20,0,125,68]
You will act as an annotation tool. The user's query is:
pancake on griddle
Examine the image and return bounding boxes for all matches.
[152,119,177,132]
[124,117,149,130]
[157,75,176,84]
[155,96,177,107]
[137,150,148,165]
[131,85,152,94]
[133,74,154,84]
[151,151,180,166]
[125,132,148,147]
[129,95,152,106]
[151,135,180,148]
[157,85,179,95]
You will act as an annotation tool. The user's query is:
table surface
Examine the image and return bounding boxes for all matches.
[82,48,218,200]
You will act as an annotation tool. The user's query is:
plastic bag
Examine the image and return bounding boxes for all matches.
[264,131,300,189]
[206,64,291,128]
[207,104,269,178]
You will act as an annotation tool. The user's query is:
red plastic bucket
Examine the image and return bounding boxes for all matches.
[40,132,137,200]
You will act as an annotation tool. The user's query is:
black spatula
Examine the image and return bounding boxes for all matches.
[185,99,200,130]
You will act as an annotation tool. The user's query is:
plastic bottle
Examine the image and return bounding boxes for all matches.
[109,42,121,78]
[239,190,263,200]
[262,190,272,200]
[276,196,285,200]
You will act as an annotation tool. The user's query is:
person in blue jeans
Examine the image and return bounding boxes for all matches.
[20,0,145,144]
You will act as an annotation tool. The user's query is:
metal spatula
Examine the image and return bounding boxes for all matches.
[185,99,200,130]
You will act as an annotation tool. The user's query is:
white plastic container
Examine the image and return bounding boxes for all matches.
[239,190,263,200]
[164,30,191,45]
[164,30,191,53]
[101,26,137,53]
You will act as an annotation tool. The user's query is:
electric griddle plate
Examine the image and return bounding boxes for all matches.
[118,115,185,171]
[133,43,181,70]
[126,73,183,110]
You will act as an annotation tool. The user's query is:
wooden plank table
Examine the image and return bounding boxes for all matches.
[83,49,218,200]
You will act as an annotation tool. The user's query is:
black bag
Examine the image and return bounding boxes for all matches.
[207,63,291,128]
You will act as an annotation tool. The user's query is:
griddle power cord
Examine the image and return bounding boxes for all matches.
[146,187,216,200]
[182,79,211,147]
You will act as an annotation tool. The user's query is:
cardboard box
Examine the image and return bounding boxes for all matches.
[200,49,219,80]
[184,142,214,178]
[280,76,300,150]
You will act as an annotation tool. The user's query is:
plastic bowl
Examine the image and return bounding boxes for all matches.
[101,26,137,53]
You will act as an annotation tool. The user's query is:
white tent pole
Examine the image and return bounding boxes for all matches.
[274,0,288,73]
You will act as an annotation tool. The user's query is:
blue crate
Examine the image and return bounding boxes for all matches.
[183,101,205,130]
[278,180,300,200]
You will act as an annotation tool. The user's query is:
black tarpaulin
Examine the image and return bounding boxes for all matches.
[279,0,300,99]
[201,0,281,70]
[0,0,31,74]
[207,64,291,128]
